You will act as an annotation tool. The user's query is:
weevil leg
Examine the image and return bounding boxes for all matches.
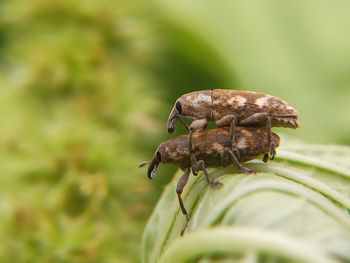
[191,153,197,175]
[265,115,277,160]
[188,119,208,175]
[215,114,236,127]
[229,119,240,158]
[189,130,198,175]
[263,153,269,163]
[228,149,256,174]
[197,160,223,187]
[176,168,191,236]
[215,115,240,158]
[239,113,277,160]
[190,119,208,132]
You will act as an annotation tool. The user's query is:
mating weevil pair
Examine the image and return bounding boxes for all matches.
[139,127,280,235]
[140,89,298,235]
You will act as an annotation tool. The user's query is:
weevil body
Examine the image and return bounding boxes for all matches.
[139,127,280,235]
[168,89,299,132]
[167,89,297,168]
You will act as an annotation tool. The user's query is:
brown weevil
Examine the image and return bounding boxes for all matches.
[167,90,297,171]
[139,126,280,235]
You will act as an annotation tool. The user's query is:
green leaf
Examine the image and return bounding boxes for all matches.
[141,141,350,263]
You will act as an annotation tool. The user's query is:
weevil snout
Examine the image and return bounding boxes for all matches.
[139,150,162,179]
[167,103,180,134]
[168,126,175,134]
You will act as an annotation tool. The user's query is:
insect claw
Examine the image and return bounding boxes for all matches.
[293,118,299,128]
[245,168,256,175]
[181,215,190,236]
[269,142,277,160]
[192,169,198,176]
[213,180,223,187]
[263,153,269,163]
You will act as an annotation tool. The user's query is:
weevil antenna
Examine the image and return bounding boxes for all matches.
[138,161,151,167]
[178,118,189,132]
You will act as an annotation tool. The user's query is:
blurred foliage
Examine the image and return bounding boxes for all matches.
[0,0,167,262]
[0,0,350,262]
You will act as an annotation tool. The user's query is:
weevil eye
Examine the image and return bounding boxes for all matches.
[175,101,182,114]
[156,151,162,162]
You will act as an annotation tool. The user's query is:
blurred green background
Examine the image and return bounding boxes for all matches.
[0,0,350,262]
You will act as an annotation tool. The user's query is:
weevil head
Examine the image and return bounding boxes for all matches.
[266,96,299,129]
[167,90,213,134]
[156,136,189,166]
[271,115,299,129]
[139,136,190,177]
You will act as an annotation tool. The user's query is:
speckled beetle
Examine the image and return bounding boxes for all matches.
[139,126,280,235]
[167,90,297,170]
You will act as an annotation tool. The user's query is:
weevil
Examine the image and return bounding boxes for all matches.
[167,90,297,171]
[139,126,280,235]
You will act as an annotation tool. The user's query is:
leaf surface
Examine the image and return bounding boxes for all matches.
[142,141,350,263]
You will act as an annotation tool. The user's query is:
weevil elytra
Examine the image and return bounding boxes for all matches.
[167,90,298,170]
[139,126,280,235]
